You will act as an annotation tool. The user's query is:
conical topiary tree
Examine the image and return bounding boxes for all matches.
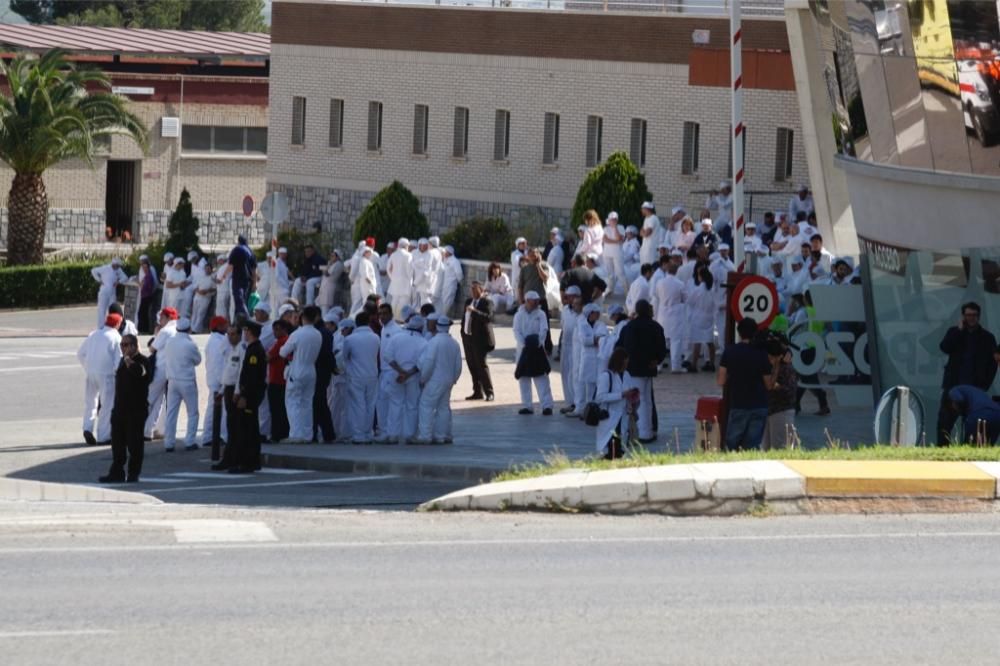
[571,151,653,231]
[353,180,430,253]
[165,188,202,257]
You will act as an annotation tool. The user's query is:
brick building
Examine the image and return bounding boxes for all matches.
[0,25,270,246]
[267,0,811,247]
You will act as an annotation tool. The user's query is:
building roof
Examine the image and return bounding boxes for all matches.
[0,24,270,60]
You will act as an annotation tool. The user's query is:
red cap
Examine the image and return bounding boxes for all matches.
[366,236,375,248]
[105,313,122,328]
[160,307,179,320]
[209,315,228,332]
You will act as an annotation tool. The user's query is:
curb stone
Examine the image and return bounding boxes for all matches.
[0,478,161,504]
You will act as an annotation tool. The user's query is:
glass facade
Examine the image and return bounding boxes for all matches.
[811,0,1000,176]
[809,1,1000,439]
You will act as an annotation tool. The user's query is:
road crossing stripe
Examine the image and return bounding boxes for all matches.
[0,364,80,373]
[151,474,398,493]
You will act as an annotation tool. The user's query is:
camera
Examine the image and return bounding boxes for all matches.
[753,329,798,357]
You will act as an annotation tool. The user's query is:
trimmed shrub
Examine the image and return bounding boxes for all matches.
[353,181,430,253]
[0,261,103,308]
[570,151,653,232]
[165,188,203,258]
[441,217,517,262]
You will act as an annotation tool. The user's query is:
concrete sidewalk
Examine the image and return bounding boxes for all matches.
[420,460,1000,516]
[264,325,873,482]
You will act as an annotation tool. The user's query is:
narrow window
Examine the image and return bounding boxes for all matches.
[367,101,383,151]
[453,106,470,158]
[494,109,511,161]
[543,112,560,165]
[630,118,647,167]
[291,96,306,145]
[413,104,429,155]
[329,99,344,148]
[682,121,700,175]
[585,115,603,167]
[774,127,794,181]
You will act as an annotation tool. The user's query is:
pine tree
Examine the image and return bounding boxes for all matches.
[571,151,653,231]
[165,188,202,257]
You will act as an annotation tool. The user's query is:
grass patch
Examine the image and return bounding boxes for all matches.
[493,445,1000,482]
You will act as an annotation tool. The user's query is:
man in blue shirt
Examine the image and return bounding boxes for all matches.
[948,384,1000,444]
[227,235,257,322]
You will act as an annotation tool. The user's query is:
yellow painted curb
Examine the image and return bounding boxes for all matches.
[782,460,996,499]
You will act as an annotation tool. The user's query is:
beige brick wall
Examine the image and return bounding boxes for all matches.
[0,100,268,215]
[267,43,808,221]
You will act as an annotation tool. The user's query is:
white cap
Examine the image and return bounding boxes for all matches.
[386,242,396,250]
[363,246,372,254]
[277,304,296,317]
[265,250,275,258]
[139,254,149,262]
[340,318,356,330]
[671,206,685,216]
[429,236,440,247]
[585,253,598,261]
[331,306,346,317]
[524,290,541,301]
[701,219,713,227]
[626,226,638,234]
[657,242,670,250]
[790,255,804,266]
[398,237,410,248]
[564,285,582,296]
[550,227,560,234]
[608,304,625,317]
[515,237,527,245]
[719,243,730,250]
[443,245,455,255]
[583,303,601,316]
[555,234,564,243]
[253,302,271,314]
[641,201,654,210]
[746,222,757,229]
[187,251,198,260]
[357,241,368,250]
[436,315,452,327]
[176,318,192,332]
[278,247,288,254]
[322,310,340,323]
[798,183,809,192]
[670,249,684,257]
[418,237,429,246]
[164,252,174,261]
[110,257,121,266]
[607,212,619,221]
[719,180,731,189]
[173,257,185,265]
[577,224,587,231]
[332,249,342,259]
[406,316,424,331]
[835,256,855,269]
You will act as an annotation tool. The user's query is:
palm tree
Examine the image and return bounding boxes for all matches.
[0,49,147,265]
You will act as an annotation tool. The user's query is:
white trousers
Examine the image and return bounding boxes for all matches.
[624,262,640,284]
[441,283,459,318]
[413,288,434,306]
[164,379,199,449]
[375,372,394,436]
[161,286,180,310]
[714,308,727,353]
[560,344,575,406]
[519,375,554,410]
[668,335,685,372]
[144,368,168,437]
[390,293,412,321]
[329,376,349,439]
[270,284,289,316]
[200,390,228,445]
[384,375,421,440]
[82,373,115,441]
[490,294,513,313]
[96,287,114,328]
[293,277,323,306]
[178,286,195,319]
[418,381,453,441]
[285,372,316,441]
[348,375,378,442]
[625,375,653,440]
[191,294,212,333]
[215,288,232,319]
[602,248,629,296]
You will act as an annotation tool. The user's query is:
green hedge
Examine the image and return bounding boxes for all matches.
[0,261,103,308]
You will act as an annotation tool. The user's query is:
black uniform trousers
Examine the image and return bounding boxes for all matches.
[235,403,262,471]
[462,336,493,397]
[268,384,289,442]
[312,374,334,442]
[109,413,145,480]
[217,386,240,467]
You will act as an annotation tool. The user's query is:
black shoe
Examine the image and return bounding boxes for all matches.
[211,462,232,471]
[143,436,153,442]
[559,405,575,414]
[518,408,533,415]
[816,407,831,416]
[466,393,484,401]
[83,430,96,446]
[485,394,494,402]
[98,474,125,484]
[638,437,657,444]
[542,408,553,416]
[701,362,715,371]
[682,361,692,370]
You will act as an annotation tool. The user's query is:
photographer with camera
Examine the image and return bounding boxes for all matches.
[717,317,774,451]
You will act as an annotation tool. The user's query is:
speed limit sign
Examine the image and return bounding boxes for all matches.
[730,275,779,330]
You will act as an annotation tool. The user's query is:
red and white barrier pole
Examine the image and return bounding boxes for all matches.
[731,0,745,271]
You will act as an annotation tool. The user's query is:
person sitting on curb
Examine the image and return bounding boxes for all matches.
[948,384,1000,445]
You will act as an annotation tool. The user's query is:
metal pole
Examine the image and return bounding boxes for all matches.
[730,0,745,270]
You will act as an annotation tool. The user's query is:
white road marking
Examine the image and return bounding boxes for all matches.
[82,477,187,485]
[0,629,116,639]
[2,530,1000,555]
[256,468,308,475]
[166,472,238,480]
[0,364,79,373]
[149,474,397,493]
[0,517,277,544]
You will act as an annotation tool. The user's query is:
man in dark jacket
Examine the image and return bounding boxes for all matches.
[307,305,336,442]
[616,300,666,443]
[461,281,496,401]
[231,321,268,473]
[937,302,998,444]
[560,255,606,305]
[100,334,151,483]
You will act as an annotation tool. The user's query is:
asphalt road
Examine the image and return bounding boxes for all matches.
[2,506,1000,665]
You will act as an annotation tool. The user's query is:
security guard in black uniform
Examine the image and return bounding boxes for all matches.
[100,334,151,483]
[231,321,267,474]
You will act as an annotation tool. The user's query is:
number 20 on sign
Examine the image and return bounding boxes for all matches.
[730,275,779,329]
